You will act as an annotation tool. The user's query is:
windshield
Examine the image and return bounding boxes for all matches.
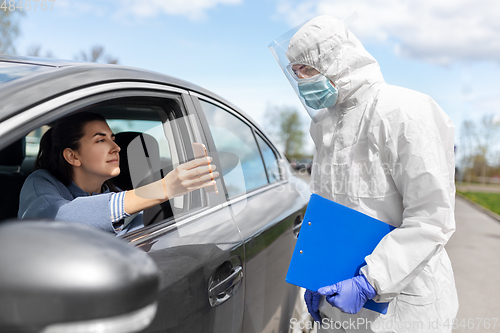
[0,62,53,84]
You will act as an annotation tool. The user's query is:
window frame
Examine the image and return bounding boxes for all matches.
[0,82,221,235]
[253,130,283,184]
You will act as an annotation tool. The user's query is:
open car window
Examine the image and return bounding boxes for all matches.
[10,94,210,228]
[199,100,269,199]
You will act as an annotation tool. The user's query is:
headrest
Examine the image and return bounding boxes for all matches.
[0,138,26,166]
[113,132,160,191]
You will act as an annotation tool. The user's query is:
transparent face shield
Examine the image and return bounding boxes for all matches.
[268,14,358,123]
[269,22,324,122]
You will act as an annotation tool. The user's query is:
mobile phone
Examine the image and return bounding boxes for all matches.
[192,142,218,195]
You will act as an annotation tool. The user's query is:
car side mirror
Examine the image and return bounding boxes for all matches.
[0,221,159,333]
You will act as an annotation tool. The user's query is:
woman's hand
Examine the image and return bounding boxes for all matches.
[163,156,219,200]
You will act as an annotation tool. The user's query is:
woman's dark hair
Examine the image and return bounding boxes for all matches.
[35,112,118,192]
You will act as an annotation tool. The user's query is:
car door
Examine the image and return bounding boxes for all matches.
[190,93,309,333]
[101,89,246,333]
[0,83,246,333]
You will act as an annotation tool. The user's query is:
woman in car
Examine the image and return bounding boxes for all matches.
[18,112,218,235]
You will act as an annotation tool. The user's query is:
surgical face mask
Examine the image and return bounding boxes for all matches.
[298,74,338,110]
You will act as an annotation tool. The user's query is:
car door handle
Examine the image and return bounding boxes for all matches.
[292,222,302,237]
[293,214,303,238]
[208,265,243,298]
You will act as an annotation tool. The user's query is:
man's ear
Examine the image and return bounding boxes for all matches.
[63,148,81,167]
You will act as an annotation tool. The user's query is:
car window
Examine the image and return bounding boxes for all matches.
[13,95,208,226]
[86,97,207,222]
[199,100,268,198]
[255,134,282,183]
[106,119,173,186]
[25,125,49,157]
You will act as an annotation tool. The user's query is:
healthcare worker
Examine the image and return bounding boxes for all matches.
[269,15,458,332]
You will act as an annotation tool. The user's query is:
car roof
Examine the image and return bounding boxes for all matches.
[0,56,257,127]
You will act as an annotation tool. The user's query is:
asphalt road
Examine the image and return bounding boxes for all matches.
[292,170,500,332]
[447,196,500,333]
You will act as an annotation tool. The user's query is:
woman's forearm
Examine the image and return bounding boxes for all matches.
[123,156,218,215]
[124,187,167,215]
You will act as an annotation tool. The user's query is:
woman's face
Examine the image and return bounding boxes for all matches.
[73,120,121,181]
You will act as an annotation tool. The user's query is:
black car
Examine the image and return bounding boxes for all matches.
[0,56,311,333]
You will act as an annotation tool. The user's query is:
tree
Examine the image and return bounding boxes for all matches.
[265,105,306,160]
[26,44,54,58]
[459,119,477,182]
[1,13,118,63]
[459,114,500,182]
[478,114,499,160]
[75,45,119,64]
[0,11,23,55]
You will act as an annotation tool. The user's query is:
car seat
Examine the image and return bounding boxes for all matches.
[113,132,173,226]
[113,132,162,191]
[0,138,27,221]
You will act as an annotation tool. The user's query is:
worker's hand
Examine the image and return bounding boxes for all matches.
[317,275,376,314]
[304,289,322,322]
[163,156,218,199]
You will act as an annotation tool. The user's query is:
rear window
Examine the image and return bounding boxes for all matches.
[0,62,53,84]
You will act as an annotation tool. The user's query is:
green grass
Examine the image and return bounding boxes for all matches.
[457,191,500,215]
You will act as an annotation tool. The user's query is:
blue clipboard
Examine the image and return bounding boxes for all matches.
[286,194,395,314]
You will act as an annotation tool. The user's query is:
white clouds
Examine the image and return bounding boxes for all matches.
[57,0,242,21]
[117,0,243,21]
[55,0,109,17]
[276,0,500,64]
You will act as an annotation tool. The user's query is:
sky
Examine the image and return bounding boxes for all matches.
[11,0,500,159]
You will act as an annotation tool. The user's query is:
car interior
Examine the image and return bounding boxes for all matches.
[0,137,27,221]
[0,96,206,226]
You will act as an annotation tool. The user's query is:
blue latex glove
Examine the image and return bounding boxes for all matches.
[317,275,377,314]
[304,289,322,322]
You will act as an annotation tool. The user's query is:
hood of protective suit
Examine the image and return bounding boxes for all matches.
[286,15,385,110]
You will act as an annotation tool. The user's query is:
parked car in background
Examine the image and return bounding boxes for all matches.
[306,162,312,175]
[293,158,312,174]
[0,56,312,333]
[288,158,311,171]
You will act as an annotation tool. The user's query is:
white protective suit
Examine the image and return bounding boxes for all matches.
[285,16,459,332]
